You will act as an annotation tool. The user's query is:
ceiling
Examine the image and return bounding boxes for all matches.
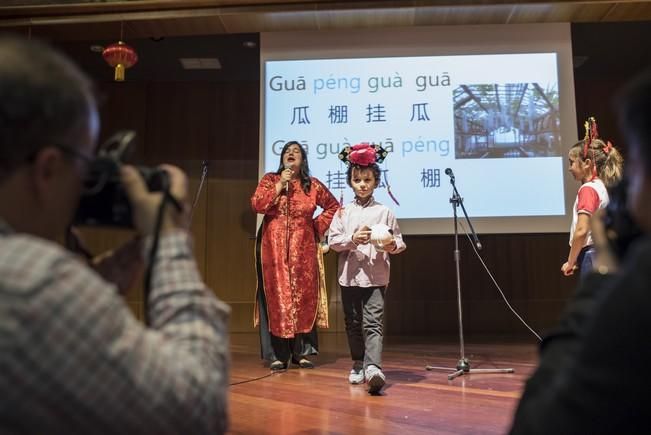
[1,1,650,83]
[1,0,651,41]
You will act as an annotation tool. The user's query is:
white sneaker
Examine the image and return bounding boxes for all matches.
[365,365,386,394]
[348,360,364,384]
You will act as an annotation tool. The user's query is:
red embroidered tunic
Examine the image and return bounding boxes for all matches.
[251,173,339,338]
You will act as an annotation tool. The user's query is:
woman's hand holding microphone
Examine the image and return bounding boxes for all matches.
[277,165,294,194]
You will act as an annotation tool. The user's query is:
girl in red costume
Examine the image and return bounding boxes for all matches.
[563,118,623,280]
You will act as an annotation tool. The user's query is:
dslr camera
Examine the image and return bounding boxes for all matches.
[602,177,644,260]
[74,130,169,228]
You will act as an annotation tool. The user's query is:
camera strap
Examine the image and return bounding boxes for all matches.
[142,187,183,326]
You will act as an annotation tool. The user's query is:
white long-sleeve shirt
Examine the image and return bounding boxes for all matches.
[328,197,406,287]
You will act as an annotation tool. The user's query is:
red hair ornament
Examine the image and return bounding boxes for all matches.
[338,142,399,205]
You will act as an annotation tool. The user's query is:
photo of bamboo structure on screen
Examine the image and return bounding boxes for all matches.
[453,83,561,159]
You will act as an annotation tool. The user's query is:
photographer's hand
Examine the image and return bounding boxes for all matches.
[121,164,189,236]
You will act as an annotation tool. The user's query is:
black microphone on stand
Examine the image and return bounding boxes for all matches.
[445,167,455,182]
[445,167,482,250]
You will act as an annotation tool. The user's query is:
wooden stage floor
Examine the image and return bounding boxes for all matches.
[228,334,539,434]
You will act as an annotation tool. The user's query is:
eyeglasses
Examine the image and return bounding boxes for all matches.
[54,144,95,167]
[54,144,106,195]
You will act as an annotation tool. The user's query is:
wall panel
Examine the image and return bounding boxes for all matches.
[77,21,644,338]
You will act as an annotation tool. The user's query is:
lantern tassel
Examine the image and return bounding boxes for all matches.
[114,64,125,81]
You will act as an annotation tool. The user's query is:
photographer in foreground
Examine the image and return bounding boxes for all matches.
[510,70,651,434]
[0,36,230,434]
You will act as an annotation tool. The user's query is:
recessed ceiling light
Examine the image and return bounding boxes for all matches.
[243,41,257,48]
[179,58,222,70]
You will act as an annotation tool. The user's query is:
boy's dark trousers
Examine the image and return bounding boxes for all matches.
[341,285,385,369]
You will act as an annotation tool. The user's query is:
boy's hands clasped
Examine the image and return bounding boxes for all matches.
[352,225,397,252]
[353,225,371,245]
[383,238,398,253]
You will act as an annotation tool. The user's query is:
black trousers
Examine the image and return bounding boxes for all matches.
[341,285,385,369]
[256,287,318,363]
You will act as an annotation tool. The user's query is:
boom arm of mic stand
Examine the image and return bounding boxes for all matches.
[451,181,482,251]
[189,160,209,224]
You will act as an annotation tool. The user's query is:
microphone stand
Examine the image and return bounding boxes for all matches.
[188,160,209,225]
[285,174,292,285]
[425,172,514,380]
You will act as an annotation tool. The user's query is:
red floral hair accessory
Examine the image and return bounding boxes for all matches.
[337,142,399,206]
[338,142,388,167]
[583,116,599,159]
[582,116,616,179]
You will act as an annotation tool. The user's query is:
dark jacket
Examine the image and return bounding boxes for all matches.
[510,236,651,435]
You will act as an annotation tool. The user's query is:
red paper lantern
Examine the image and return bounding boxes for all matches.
[102,41,138,81]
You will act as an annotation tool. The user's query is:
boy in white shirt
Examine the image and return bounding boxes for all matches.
[328,143,406,394]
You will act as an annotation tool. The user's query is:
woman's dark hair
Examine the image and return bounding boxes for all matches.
[346,163,381,187]
[276,141,311,194]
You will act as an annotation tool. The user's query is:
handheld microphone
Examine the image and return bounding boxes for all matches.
[284,164,292,193]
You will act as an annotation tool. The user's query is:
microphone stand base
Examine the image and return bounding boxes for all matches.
[426,358,514,381]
